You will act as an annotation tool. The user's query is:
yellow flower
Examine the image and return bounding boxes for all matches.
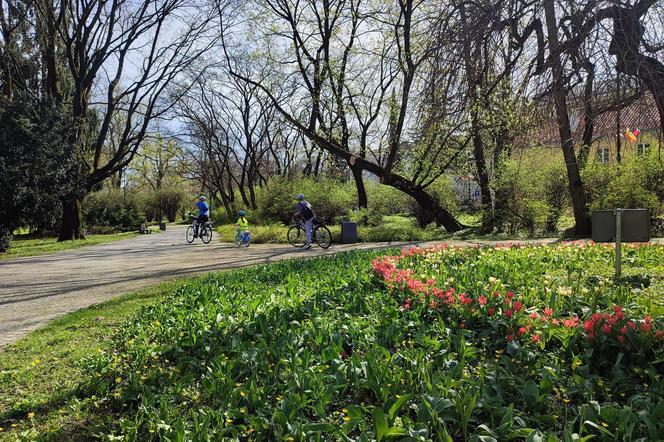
[0,426,4,431]
[601,422,609,428]
[115,377,123,384]
[27,412,35,419]
[239,407,247,414]
[343,416,350,422]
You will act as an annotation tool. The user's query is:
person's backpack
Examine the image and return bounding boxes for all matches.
[300,202,314,220]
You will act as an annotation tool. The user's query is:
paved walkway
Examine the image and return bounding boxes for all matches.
[0,226,559,346]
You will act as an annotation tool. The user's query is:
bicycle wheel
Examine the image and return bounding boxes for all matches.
[287,225,306,247]
[186,226,195,244]
[201,224,212,244]
[314,225,332,249]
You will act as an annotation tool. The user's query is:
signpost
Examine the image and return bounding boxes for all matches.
[591,208,650,278]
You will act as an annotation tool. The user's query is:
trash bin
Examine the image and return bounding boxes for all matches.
[341,221,357,244]
[159,222,166,231]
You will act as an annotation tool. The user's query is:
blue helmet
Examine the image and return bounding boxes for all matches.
[239,210,245,216]
[295,194,305,201]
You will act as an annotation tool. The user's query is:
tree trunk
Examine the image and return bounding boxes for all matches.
[248,181,257,210]
[609,5,664,136]
[578,63,595,169]
[460,2,493,232]
[471,128,493,230]
[351,163,368,209]
[238,185,251,210]
[386,175,463,231]
[544,0,590,236]
[58,197,85,241]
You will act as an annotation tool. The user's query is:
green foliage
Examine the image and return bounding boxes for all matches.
[347,208,383,227]
[82,189,145,232]
[0,95,78,249]
[253,176,456,230]
[365,181,413,215]
[0,280,185,437]
[8,242,657,440]
[407,175,458,217]
[0,229,11,252]
[216,215,450,244]
[583,149,664,217]
[209,206,234,225]
[145,187,187,223]
[254,176,356,224]
[494,149,569,234]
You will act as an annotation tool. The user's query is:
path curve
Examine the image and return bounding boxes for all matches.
[0,225,555,346]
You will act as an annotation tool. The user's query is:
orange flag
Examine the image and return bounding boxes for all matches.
[625,128,637,142]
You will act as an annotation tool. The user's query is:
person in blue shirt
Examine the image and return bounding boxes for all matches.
[194,195,209,238]
[294,194,315,249]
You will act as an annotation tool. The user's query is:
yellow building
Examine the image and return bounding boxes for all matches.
[529,93,662,163]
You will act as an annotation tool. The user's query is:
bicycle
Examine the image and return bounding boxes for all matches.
[235,227,251,247]
[287,217,332,249]
[186,216,213,244]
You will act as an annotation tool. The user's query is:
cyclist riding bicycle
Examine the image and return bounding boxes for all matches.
[294,194,315,250]
[194,195,209,238]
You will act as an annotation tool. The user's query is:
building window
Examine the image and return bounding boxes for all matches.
[596,147,609,164]
[637,143,650,156]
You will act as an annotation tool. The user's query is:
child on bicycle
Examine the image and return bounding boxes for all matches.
[235,210,251,247]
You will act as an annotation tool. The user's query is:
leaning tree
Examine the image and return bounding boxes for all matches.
[218,0,468,231]
[34,0,222,240]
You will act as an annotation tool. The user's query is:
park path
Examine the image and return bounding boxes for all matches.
[0,225,557,346]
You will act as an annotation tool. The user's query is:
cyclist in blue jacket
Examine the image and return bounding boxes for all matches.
[194,195,209,238]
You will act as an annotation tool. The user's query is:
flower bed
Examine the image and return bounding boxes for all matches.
[21,243,663,440]
[372,242,664,361]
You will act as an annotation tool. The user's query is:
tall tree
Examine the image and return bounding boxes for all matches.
[220,0,465,231]
[38,0,221,240]
[543,0,590,235]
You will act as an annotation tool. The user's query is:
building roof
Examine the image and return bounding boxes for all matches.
[526,92,661,146]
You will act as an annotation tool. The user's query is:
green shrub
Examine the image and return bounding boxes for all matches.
[583,149,664,218]
[347,208,383,227]
[210,206,234,225]
[365,181,412,215]
[494,149,570,235]
[253,175,457,228]
[157,187,187,222]
[83,189,145,231]
[254,176,356,224]
[0,228,11,252]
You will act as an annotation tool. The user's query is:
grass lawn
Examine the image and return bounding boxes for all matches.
[215,213,577,245]
[1,242,663,440]
[0,279,191,441]
[216,215,462,244]
[0,232,141,261]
